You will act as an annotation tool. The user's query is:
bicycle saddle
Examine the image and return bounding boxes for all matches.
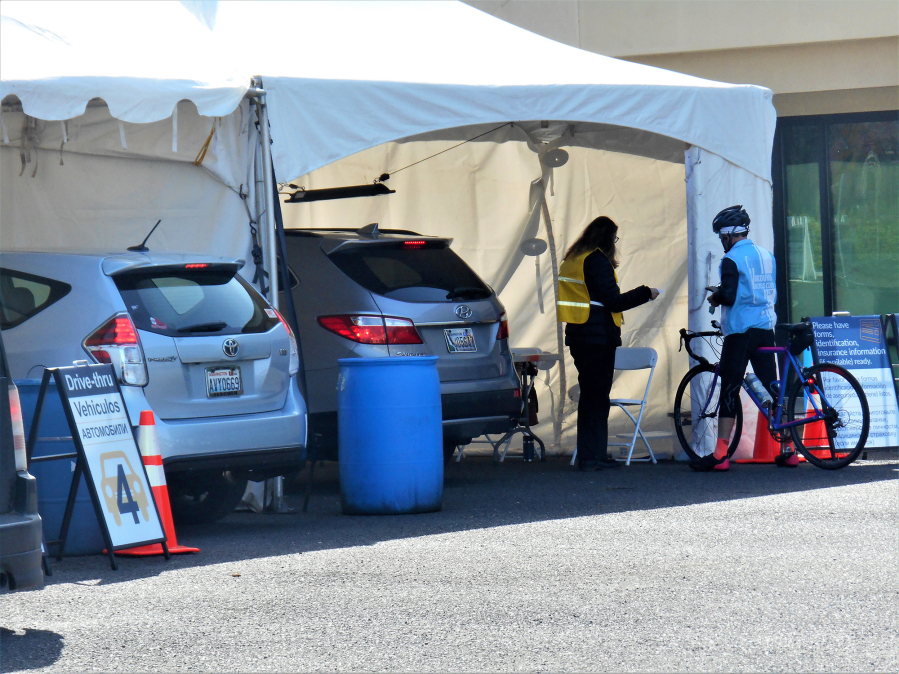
[776,322,811,334]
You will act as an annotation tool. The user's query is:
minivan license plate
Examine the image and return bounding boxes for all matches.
[206,367,242,398]
[444,327,477,353]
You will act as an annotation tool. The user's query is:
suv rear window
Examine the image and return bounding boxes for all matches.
[114,269,278,337]
[328,245,492,302]
[0,268,71,329]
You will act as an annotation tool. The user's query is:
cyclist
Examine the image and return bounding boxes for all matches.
[695,205,791,471]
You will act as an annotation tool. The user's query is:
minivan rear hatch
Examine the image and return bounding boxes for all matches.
[112,264,289,420]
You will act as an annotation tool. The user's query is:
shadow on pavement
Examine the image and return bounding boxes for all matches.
[0,627,64,673]
[37,449,898,586]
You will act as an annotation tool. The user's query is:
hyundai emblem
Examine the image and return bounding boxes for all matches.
[454,304,473,319]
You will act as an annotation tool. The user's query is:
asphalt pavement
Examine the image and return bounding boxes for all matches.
[2,451,897,673]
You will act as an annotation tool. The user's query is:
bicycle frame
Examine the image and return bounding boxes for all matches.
[683,331,830,432]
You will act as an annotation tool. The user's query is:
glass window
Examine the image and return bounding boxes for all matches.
[829,120,899,316]
[328,244,492,302]
[0,268,71,329]
[114,269,278,336]
[782,126,825,321]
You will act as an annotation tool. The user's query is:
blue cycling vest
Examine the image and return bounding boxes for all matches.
[720,239,777,336]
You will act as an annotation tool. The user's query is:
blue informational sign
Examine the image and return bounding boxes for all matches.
[811,316,899,448]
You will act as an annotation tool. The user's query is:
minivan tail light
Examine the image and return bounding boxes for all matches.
[384,317,423,345]
[83,313,148,386]
[496,312,510,340]
[8,384,28,471]
[273,309,300,376]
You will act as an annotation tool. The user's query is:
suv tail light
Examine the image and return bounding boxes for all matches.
[273,309,300,376]
[496,311,510,340]
[8,384,28,471]
[317,315,423,345]
[83,313,148,386]
[384,317,423,345]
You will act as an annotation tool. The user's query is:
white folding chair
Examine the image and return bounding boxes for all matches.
[569,346,665,466]
[608,347,660,465]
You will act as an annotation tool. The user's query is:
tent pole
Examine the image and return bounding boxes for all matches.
[257,92,279,310]
[254,83,287,513]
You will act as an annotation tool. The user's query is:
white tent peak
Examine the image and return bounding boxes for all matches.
[180,0,219,31]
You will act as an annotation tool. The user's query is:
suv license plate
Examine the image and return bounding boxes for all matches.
[206,367,242,398]
[444,327,477,353]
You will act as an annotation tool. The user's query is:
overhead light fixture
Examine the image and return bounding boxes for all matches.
[284,183,395,203]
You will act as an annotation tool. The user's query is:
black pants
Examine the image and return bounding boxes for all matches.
[718,328,778,418]
[570,344,617,462]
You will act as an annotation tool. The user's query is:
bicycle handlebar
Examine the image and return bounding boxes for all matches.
[679,326,722,365]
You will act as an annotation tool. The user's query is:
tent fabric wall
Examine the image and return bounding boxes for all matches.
[685,146,776,460]
[278,133,690,454]
[0,103,256,266]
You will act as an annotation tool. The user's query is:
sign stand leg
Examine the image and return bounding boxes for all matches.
[55,460,83,562]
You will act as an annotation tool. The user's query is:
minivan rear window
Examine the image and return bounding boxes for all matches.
[114,269,278,337]
[0,268,71,330]
[328,245,492,302]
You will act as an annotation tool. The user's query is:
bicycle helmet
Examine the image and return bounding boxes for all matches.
[712,205,750,235]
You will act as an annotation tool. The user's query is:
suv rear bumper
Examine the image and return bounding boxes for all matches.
[441,388,519,441]
[123,379,307,469]
[0,473,43,591]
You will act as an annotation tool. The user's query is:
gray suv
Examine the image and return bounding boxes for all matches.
[0,251,306,523]
[283,225,520,460]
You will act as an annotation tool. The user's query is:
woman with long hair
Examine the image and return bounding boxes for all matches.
[558,216,659,470]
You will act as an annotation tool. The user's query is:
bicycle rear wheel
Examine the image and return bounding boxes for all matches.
[787,363,869,469]
[673,363,743,461]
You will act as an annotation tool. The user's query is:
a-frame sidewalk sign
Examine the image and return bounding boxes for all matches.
[26,362,168,570]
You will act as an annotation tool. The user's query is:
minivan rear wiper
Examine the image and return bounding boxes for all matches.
[178,321,227,333]
[446,286,490,300]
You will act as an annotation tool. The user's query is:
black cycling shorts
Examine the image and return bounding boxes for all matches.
[718,328,778,419]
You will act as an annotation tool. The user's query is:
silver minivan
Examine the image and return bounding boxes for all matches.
[0,251,306,523]
[283,226,520,460]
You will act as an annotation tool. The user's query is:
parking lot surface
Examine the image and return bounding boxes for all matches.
[2,452,897,673]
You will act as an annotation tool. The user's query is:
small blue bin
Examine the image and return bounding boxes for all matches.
[337,357,443,515]
[17,379,106,556]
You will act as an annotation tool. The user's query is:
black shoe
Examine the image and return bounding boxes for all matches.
[689,453,726,472]
[577,457,597,471]
[595,457,622,470]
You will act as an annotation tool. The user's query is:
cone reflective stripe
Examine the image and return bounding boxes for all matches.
[117,410,199,556]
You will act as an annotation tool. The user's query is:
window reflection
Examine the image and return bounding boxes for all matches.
[830,121,899,316]
[783,125,825,321]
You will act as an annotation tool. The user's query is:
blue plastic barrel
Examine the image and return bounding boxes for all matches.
[17,379,106,556]
[337,357,443,515]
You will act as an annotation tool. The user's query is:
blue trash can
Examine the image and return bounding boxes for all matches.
[337,357,443,515]
[17,379,106,556]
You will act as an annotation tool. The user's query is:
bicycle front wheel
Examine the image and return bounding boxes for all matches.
[674,363,743,461]
[787,363,869,469]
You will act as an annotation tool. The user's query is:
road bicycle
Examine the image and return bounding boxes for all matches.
[673,320,870,470]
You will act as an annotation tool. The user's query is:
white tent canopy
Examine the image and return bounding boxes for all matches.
[1,0,778,456]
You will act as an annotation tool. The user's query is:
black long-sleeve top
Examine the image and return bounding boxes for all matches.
[564,250,652,347]
[710,257,739,307]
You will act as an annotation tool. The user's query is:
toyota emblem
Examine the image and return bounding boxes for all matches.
[222,338,239,358]
[454,304,473,319]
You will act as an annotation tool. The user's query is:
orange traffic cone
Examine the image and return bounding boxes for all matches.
[735,410,793,463]
[801,397,835,460]
[117,411,199,556]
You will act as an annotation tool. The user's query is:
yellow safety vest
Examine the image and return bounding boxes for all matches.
[557,250,623,327]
